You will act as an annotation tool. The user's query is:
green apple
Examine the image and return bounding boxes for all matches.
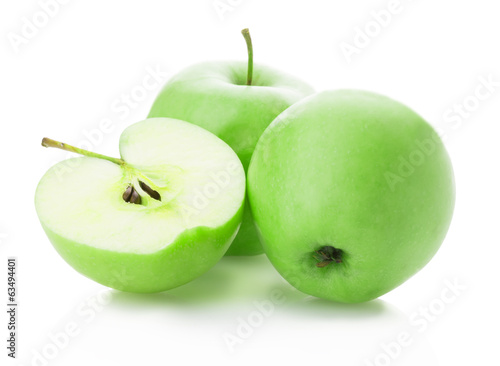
[148,29,314,256]
[248,90,455,303]
[35,118,245,293]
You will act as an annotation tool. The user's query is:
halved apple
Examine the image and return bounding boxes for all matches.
[35,118,245,293]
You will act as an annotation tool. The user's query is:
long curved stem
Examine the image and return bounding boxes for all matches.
[41,137,125,166]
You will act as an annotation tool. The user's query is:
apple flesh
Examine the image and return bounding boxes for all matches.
[35,118,245,293]
[248,90,455,303]
[148,30,313,256]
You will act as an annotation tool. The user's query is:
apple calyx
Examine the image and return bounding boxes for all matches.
[313,246,343,267]
[41,137,162,205]
[241,28,253,86]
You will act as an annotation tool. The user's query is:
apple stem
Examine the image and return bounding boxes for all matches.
[241,28,253,86]
[41,137,125,166]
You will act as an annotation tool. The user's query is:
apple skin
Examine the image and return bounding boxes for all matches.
[148,61,314,256]
[248,90,455,303]
[40,205,243,293]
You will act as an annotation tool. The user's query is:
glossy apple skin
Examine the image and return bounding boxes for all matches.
[248,90,455,303]
[40,205,243,293]
[148,61,314,256]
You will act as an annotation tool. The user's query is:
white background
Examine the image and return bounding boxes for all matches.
[1,0,499,365]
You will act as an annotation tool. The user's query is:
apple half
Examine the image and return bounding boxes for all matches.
[35,118,245,293]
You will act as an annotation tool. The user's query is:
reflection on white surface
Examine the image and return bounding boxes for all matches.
[20,256,436,366]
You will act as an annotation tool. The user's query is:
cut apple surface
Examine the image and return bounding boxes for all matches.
[35,118,245,293]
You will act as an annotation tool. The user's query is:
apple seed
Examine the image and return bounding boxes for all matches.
[139,180,161,201]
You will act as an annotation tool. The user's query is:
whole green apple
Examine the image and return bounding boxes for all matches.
[248,90,455,303]
[148,29,314,256]
[35,118,245,293]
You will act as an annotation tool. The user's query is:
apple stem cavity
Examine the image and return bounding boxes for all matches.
[241,28,253,86]
[41,137,161,205]
[41,137,125,166]
[313,246,343,267]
